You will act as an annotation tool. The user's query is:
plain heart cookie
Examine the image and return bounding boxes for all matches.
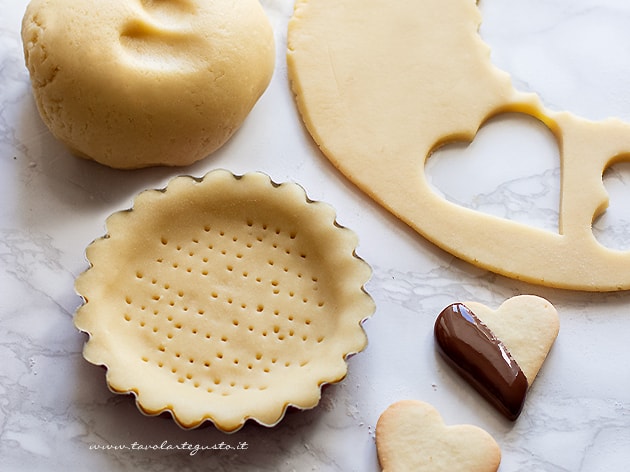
[376,400,501,472]
[435,295,560,420]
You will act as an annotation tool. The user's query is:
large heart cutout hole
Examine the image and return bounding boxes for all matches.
[593,161,630,251]
[425,113,560,233]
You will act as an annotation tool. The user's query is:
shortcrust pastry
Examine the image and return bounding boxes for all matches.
[376,400,501,472]
[287,0,630,290]
[434,295,560,420]
[21,0,275,168]
[74,170,374,431]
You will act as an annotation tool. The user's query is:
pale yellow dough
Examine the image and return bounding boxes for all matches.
[464,295,559,386]
[74,171,374,431]
[376,400,501,472]
[287,0,630,291]
[22,0,275,168]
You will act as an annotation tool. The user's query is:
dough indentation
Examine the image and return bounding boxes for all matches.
[119,17,207,71]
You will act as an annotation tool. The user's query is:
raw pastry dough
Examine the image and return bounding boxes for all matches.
[22,0,275,168]
[287,0,630,291]
[74,171,374,431]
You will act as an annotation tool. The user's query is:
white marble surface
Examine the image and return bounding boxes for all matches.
[2,0,630,470]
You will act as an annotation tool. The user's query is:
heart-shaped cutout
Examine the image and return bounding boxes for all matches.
[288,0,630,290]
[426,113,560,233]
[435,295,560,420]
[376,400,501,472]
[593,161,630,251]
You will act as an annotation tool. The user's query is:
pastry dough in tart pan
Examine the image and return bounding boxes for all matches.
[75,170,374,432]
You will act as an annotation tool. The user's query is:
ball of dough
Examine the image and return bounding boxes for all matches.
[21,0,275,169]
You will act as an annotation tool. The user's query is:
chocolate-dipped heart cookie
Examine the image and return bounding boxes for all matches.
[434,295,559,420]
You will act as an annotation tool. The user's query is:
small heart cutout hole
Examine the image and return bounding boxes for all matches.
[593,161,630,251]
[425,113,560,232]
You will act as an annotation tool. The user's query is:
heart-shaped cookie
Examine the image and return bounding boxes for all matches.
[435,295,560,420]
[376,400,501,472]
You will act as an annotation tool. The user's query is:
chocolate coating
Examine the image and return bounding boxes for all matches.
[434,303,528,420]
